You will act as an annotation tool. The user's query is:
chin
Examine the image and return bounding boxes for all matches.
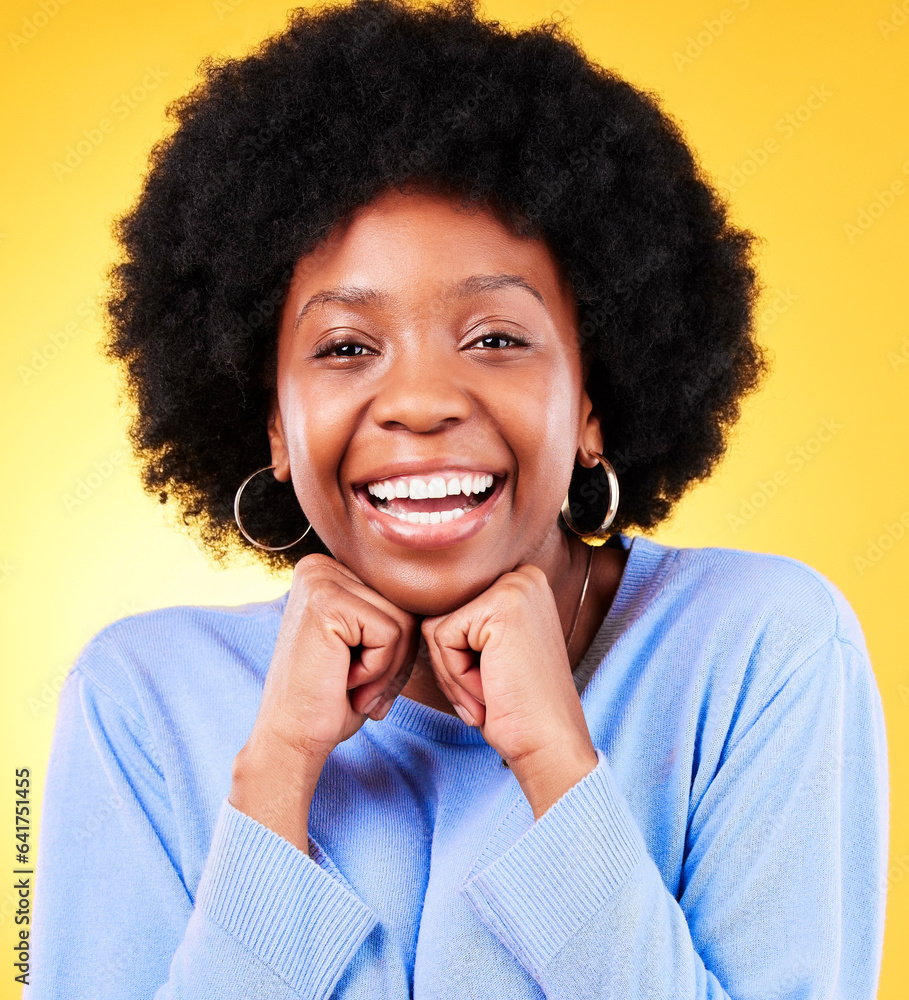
[391,580,492,619]
[356,564,501,619]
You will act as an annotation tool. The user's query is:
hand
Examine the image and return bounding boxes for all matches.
[419,564,598,788]
[244,553,421,769]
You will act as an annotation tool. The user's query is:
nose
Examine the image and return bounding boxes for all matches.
[370,348,472,432]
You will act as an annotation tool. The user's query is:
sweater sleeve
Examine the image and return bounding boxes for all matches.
[27,662,379,1000]
[458,633,889,999]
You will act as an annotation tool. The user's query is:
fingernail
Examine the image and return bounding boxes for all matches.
[374,699,392,721]
[454,704,476,727]
[363,695,382,715]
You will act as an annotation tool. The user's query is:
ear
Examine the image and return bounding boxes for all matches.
[266,393,292,483]
[576,386,605,469]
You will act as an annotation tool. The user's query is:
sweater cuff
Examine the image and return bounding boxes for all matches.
[196,796,378,999]
[458,748,647,977]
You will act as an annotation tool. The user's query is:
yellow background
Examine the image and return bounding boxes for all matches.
[2,0,907,995]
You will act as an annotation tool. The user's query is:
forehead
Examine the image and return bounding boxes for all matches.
[281,187,578,330]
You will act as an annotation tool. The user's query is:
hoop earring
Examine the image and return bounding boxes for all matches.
[233,464,312,551]
[560,451,619,547]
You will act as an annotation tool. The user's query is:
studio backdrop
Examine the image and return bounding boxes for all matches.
[1,0,907,997]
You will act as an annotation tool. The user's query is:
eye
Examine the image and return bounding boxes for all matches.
[470,330,529,350]
[313,336,375,359]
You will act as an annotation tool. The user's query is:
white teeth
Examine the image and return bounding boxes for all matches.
[383,507,469,522]
[366,472,498,498]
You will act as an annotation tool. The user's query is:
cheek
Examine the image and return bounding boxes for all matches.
[508,374,580,520]
[281,390,353,516]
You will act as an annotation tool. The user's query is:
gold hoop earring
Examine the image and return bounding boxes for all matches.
[233,464,312,551]
[560,451,619,547]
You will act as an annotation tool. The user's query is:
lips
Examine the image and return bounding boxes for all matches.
[352,472,507,549]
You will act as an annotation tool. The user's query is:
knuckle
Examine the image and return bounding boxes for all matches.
[515,564,544,587]
[521,564,547,585]
[304,580,338,615]
[294,551,332,576]
[292,554,335,593]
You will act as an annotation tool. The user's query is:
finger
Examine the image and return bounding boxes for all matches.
[348,603,421,716]
[331,571,419,638]
[368,641,418,719]
[422,621,486,723]
[426,614,487,707]
[353,625,412,713]
[312,564,417,695]
[318,588,404,693]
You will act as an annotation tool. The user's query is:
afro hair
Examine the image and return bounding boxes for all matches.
[104,0,767,572]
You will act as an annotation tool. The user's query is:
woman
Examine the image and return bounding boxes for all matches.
[29,0,888,997]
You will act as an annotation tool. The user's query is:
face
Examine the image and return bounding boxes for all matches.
[268,185,603,615]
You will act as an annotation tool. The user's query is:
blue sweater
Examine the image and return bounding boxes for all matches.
[27,534,889,999]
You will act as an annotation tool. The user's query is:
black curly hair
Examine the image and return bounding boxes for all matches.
[103,0,767,573]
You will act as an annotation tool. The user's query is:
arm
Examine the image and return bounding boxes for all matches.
[458,634,889,999]
[27,662,379,999]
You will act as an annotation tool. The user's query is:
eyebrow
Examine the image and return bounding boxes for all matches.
[293,273,547,331]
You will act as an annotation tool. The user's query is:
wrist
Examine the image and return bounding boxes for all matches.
[509,741,599,821]
[230,733,325,852]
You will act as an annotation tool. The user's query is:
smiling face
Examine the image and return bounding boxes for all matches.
[267,185,604,615]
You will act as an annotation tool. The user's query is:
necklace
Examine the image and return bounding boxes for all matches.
[566,543,594,666]
[501,543,594,768]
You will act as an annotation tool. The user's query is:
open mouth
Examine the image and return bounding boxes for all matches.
[360,473,503,525]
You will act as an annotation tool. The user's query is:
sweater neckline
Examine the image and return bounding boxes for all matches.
[375,532,675,745]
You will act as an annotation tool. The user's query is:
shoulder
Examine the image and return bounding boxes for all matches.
[622,537,882,765]
[65,591,290,725]
[626,535,869,662]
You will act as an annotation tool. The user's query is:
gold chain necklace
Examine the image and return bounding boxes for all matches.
[501,544,594,768]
